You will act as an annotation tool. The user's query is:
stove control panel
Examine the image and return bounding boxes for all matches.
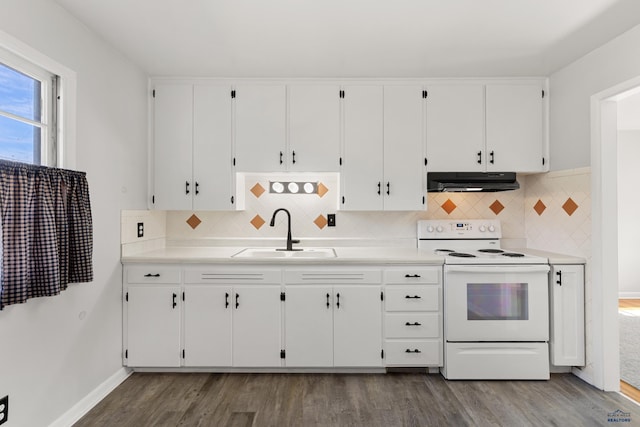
[417,219,501,239]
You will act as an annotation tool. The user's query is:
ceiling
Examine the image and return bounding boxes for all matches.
[54,0,640,77]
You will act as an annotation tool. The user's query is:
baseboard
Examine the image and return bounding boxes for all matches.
[49,367,132,427]
[619,292,640,299]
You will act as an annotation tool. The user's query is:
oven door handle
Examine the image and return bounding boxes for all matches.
[445,265,550,274]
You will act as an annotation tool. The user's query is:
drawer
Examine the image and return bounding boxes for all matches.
[385,286,440,311]
[184,268,282,284]
[384,313,441,339]
[126,265,181,284]
[285,269,381,284]
[384,340,442,366]
[383,268,441,285]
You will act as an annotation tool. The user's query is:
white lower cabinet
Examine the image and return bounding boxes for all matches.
[549,264,585,366]
[126,284,182,367]
[284,269,383,368]
[383,267,443,367]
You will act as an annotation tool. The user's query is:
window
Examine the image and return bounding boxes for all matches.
[0,48,58,166]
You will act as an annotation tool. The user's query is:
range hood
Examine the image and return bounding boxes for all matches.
[427,172,519,192]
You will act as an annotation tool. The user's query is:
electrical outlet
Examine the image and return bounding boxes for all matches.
[0,395,8,425]
[327,214,336,227]
[137,222,144,238]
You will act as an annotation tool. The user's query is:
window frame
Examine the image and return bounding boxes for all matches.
[0,29,77,169]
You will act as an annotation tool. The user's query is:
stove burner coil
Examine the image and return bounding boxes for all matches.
[478,249,504,254]
[502,252,525,258]
[449,252,476,258]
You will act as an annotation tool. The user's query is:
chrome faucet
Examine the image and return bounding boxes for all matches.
[270,208,301,251]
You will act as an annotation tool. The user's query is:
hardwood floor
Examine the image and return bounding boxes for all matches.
[74,372,640,427]
[619,298,640,404]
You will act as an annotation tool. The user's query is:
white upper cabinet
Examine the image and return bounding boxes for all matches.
[382,85,426,211]
[425,84,485,172]
[152,83,234,210]
[288,85,341,172]
[486,83,546,172]
[425,82,546,173]
[234,84,287,172]
[341,85,385,210]
[341,85,425,211]
[153,83,193,210]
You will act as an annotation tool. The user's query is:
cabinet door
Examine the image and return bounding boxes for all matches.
[550,265,585,366]
[232,285,282,367]
[288,85,341,172]
[183,285,232,367]
[234,85,286,172]
[193,85,234,210]
[426,84,485,172]
[486,84,545,172]
[341,86,384,210]
[333,285,383,367]
[153,84,193,210]
[126,285,181,367]
[383,85,426,211]
[285,286,334,367]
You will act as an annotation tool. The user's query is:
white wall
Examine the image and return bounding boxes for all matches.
[549,24,640,171]
[0,1,148,426]
[617,130,640,298]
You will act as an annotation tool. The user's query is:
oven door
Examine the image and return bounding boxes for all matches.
[444,264,550,342]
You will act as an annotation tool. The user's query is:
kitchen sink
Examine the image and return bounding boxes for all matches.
[232,247,337,258]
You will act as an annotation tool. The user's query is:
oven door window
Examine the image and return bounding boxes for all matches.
[467,283,528,320]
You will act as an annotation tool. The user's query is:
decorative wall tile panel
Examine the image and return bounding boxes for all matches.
[250,183,266,198]
[533,199,546,216]
[186,214,202,229]
[250,214,266,230]
[441,199,457,214]
[489,200,505,215]
[317,182,329,198]
[314,215,328,229]
[562,197,579,216]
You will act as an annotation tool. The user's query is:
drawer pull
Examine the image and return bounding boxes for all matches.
[235,293,240,309]
[225,292,229,308]
[405,349,422,354]
[405,295,422,299]
[326,293,330,309]
[404,274,421,278]
[172,293,177,309]
[405,322,422,326]
[144,273,161,278]
[336,293,341,309]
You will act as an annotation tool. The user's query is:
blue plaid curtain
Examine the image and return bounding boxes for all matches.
[0,160,93,309]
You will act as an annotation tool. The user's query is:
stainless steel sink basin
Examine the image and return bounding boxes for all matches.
[232,248,337,258]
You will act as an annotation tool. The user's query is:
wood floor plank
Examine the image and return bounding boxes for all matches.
[74,372,640,427]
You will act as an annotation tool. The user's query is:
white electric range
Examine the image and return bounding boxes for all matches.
[417,219,551,380]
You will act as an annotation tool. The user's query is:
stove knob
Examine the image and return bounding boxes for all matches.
[479,225,486,232]
[427,226,434,233]
[488,225,496,232]
[436,225,444,233]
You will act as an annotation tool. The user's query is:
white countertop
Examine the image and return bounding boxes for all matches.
[513,248,586,265]
[121,246,445,265]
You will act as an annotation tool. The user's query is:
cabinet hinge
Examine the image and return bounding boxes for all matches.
[231,90,236,98]
[380,291,384,301]
[381,349,384,359]
[542,89,545,98]
[152,89,156,98]
[125,292,128,302]
[280,350,286,359]
[125,349,128,358]
[280,292,286,301]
